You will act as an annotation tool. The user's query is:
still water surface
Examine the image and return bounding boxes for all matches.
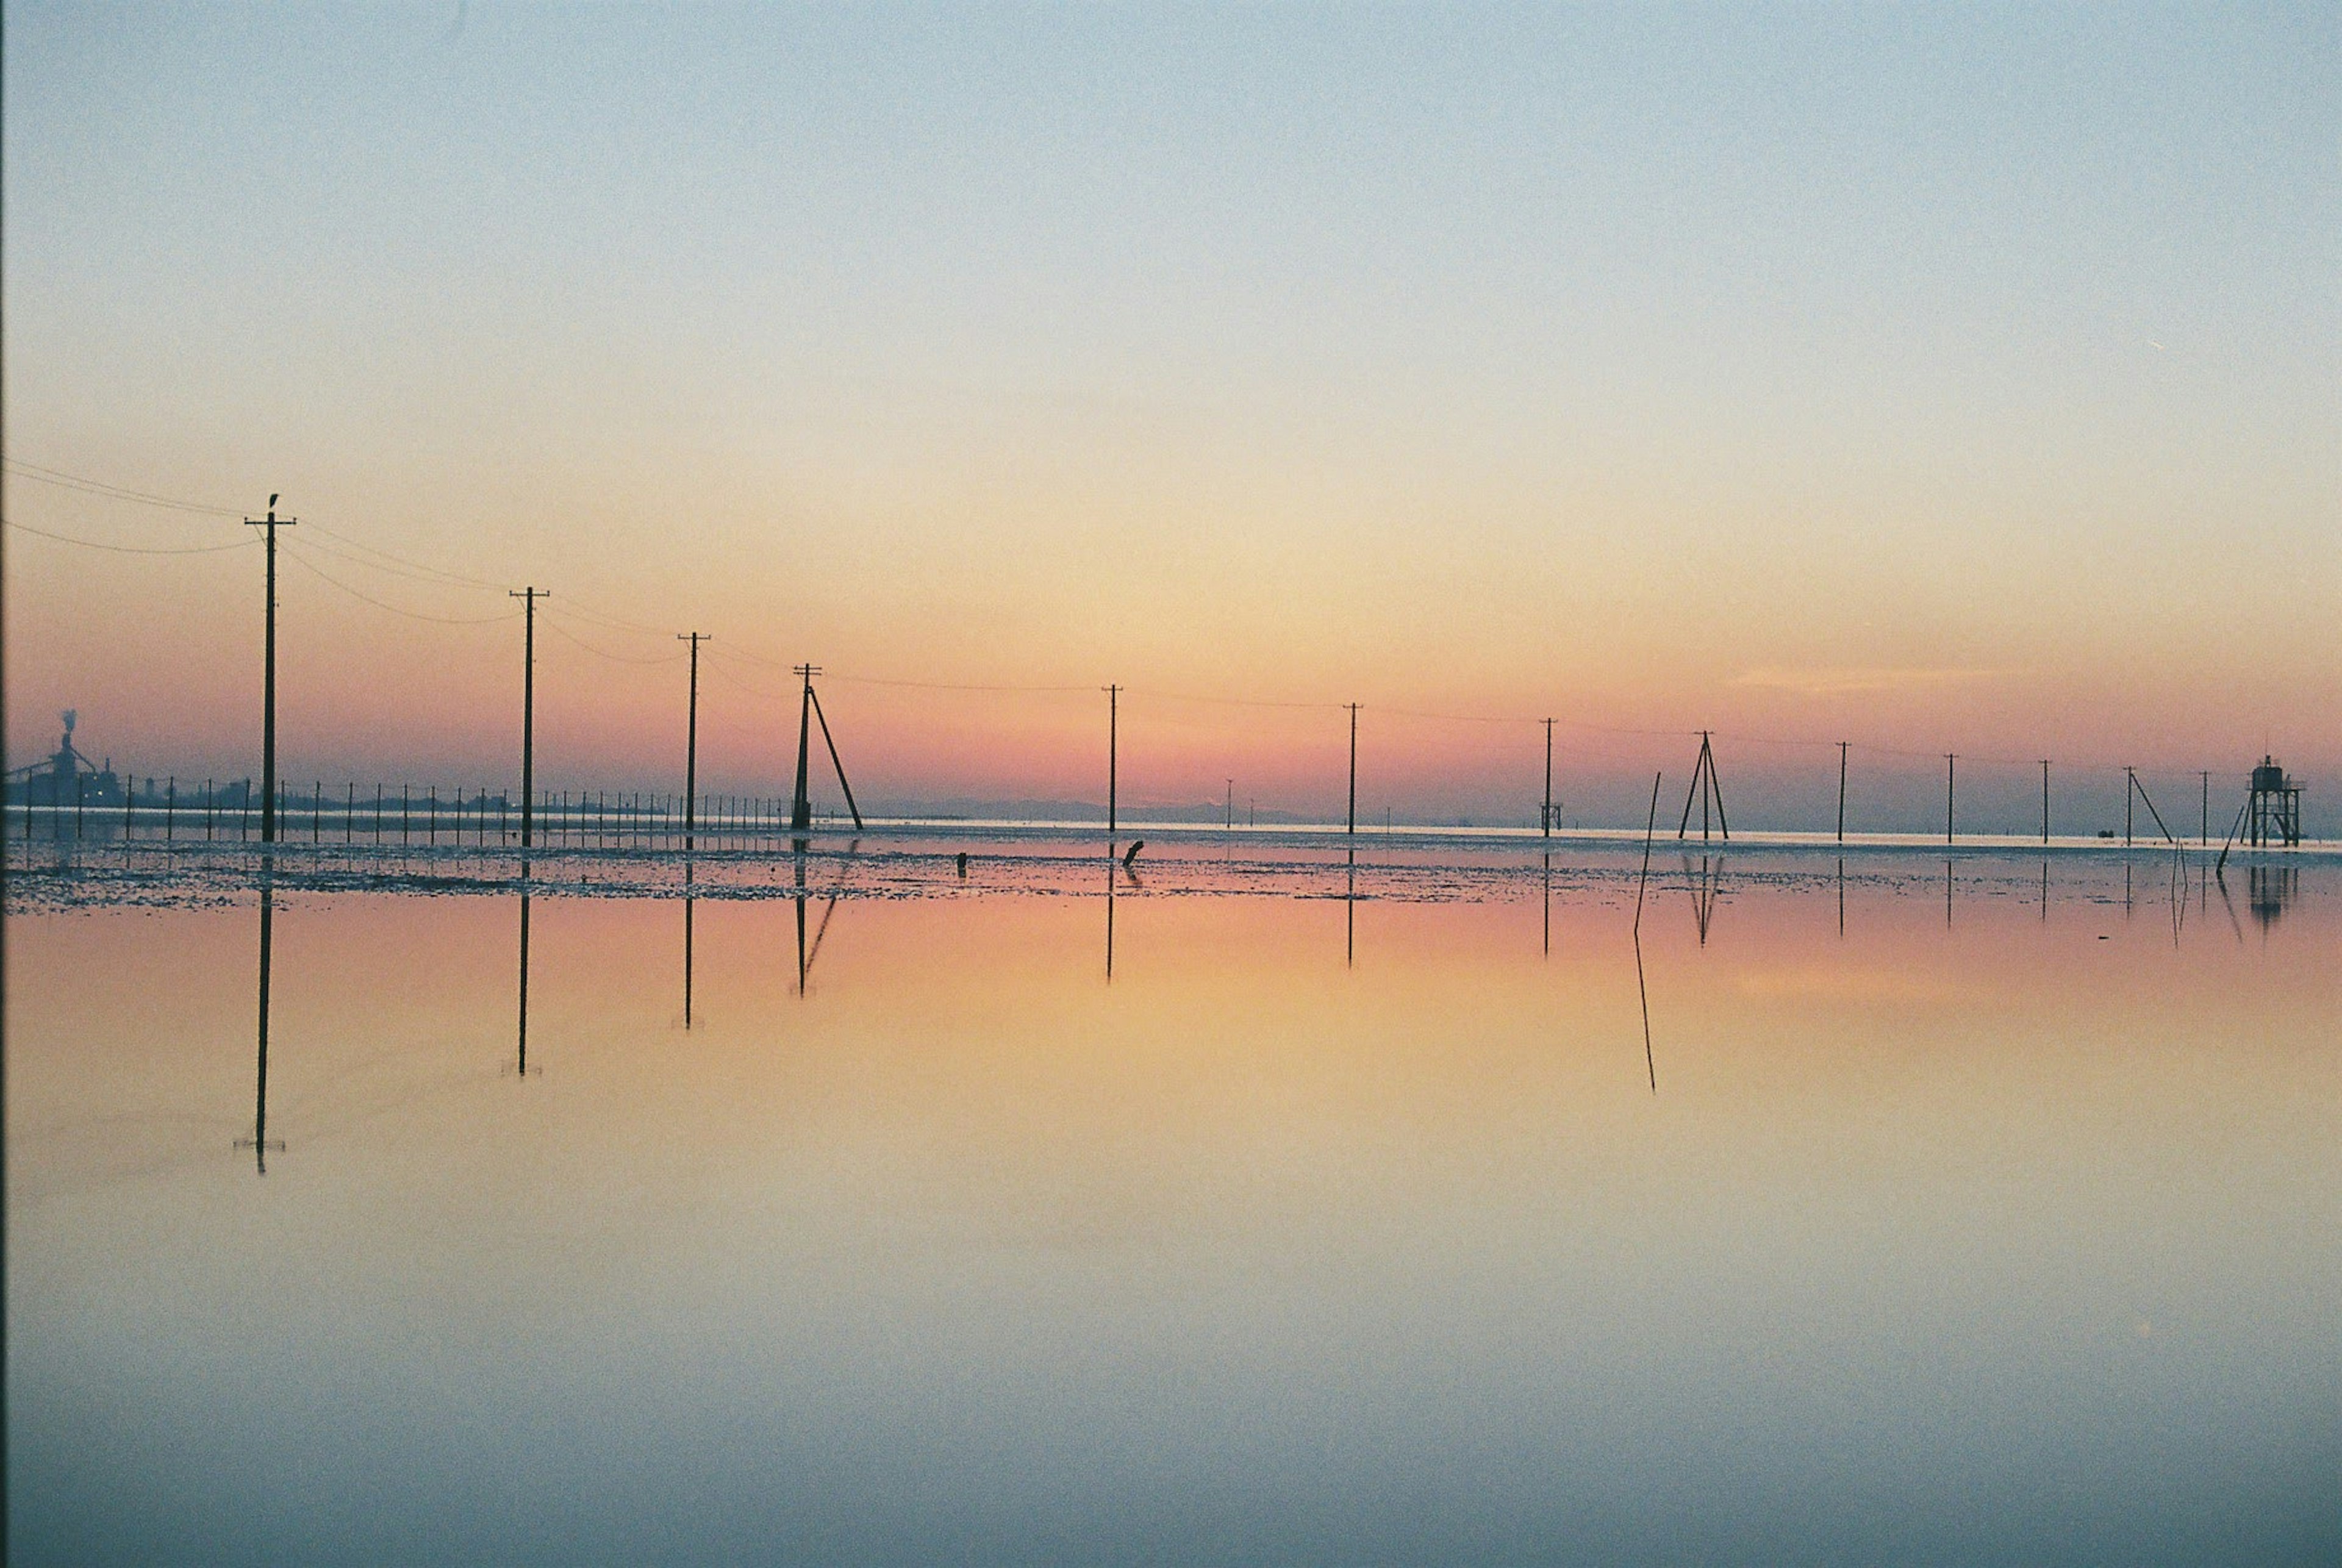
[7,840,2337,1564]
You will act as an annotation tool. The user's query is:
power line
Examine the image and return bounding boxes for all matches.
[1,459,243,515]
[281,545,523,625]
[294,525,513,594]
[4,516,259,555]
[539,614,690,664]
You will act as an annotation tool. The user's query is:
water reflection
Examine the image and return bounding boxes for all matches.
[11,852,2339,1563]
[794,839,857,995]
[517,861,532,1075]
[1542,851,1553,956]
[2249,865,2298,929]
[683,858,696,1029]
[1682,853,1722,945]
[234,857,285,1173]
[1345,848,1356,968]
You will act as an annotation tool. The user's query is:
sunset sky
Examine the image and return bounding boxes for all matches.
[5,4,2334,829]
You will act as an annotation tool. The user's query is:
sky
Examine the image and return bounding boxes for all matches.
[4,2,2336,829]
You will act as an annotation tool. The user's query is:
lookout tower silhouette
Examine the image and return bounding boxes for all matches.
[2245,756,2301,847]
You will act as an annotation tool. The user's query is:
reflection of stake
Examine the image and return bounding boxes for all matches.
[1635,931,1656,1096]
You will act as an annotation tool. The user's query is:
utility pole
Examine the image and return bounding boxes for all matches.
[786,665,862,832]
[244,495,295,842]
[791,665,819,831]
[2125,767,2135,847]
[1542,718,1556,838]
[1105,684,1120,838]
[2041,760,2051,844]
[1944,754,1956,845]
[1226,778,1234,831]
[510,589,547,847]
[679,633,706,852]
[2200,770,2210,846]
[1346,703,1361,836]
[1836,740,1849,843]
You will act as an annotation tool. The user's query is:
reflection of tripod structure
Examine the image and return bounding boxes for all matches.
[1681,853,1724,945]
[1677,732,1729,842]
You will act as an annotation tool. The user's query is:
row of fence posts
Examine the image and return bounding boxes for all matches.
[8,782,814,845]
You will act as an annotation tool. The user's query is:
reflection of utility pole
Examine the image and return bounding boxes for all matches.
[235,867,285,1173]
[244,496,295,843]
[516,878,532,1076]
[510,588,548,847]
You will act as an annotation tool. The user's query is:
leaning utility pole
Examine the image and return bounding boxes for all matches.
[679,633,706,852]
[1346,703,1361,836]
[244,495,296,842]
[510,588,547,847]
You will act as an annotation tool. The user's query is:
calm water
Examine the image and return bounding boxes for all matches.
[7,836,2337,1564]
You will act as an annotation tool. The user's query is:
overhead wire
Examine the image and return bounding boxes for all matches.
[539,613,690,665]
[2,459,244,516]
[281,545,523,626]
[4,517,259,556]
[12,456,2279,793]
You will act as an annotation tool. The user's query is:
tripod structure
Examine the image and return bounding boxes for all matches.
[1677,731,1730,842]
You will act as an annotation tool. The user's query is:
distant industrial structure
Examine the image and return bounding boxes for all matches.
[4,711,123,811]
[2245,756,2302,848]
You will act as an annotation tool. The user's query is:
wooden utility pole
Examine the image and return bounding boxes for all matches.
[791,665,820,831]
[679,633,706,851]
[788,665,862,832]
[1836,740,1849,842]
[1346,703,1361,836]
[1542,718,1555,837]
[2201,770,2210,845]
[2124,767,2135,845]
[1945,754,1956,844]
[510,589,547,847]
[1105,684,1120,837]
[2041,761,2051,844]
[245,495,295,842]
